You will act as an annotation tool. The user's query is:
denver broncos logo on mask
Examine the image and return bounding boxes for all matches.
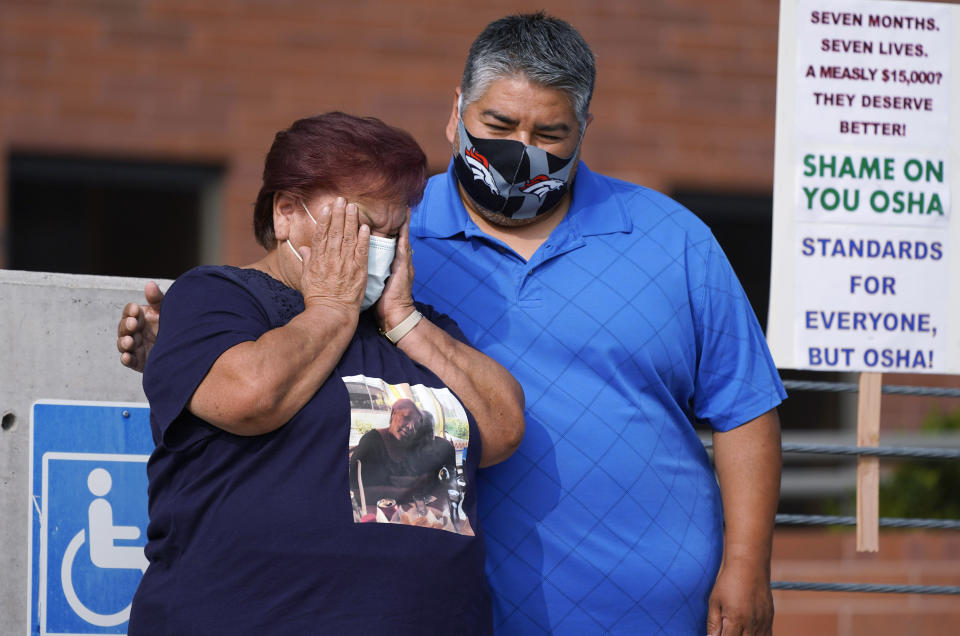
[520,175,565,201]
[463,147,498,196]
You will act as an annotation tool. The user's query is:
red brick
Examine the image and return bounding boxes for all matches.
[773,612,838,636]
[851,613,960,636]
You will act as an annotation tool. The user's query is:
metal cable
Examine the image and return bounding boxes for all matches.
[782,379,960,398]
[702,441,960,460]
[772,581,960,595]
[780,443,960,460]
[776,513,960,530]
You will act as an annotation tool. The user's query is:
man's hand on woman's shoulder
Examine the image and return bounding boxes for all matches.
[117,281,164,373]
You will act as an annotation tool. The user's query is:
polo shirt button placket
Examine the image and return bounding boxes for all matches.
[517,266,543,307]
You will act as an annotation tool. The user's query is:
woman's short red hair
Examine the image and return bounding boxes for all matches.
[253,112,428,249]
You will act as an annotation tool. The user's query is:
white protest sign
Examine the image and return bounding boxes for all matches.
[768,0,960,373]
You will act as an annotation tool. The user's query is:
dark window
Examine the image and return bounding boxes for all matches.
[345,382,391,412]
[347,387,374,410]
[7,153,223,279]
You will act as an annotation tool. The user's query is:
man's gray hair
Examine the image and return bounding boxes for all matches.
[460,12,596,126]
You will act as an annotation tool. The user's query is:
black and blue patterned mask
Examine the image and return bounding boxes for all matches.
[454,117,580,221]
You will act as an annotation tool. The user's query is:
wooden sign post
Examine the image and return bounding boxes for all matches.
[856,372,882,552]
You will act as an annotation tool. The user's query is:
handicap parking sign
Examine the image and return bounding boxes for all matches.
[29,401,154,636]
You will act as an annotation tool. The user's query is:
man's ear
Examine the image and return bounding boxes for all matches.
[273,192,299,241]
[570,113,594,156]
[444,87,462,146]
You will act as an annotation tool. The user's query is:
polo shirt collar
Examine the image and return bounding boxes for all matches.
[565,162,633,237]
[413,160,632,240]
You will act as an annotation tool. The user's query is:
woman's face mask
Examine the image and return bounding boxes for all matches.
[286,202,396,311]
[452,110,582,221]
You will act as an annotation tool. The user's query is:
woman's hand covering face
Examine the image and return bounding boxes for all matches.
[299,196,370,315]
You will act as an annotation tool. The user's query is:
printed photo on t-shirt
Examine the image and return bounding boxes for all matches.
[344,375,475,536]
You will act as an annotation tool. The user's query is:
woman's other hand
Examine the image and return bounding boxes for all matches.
[376,209,416,331]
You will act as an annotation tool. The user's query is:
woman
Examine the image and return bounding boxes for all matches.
[129,112,524,635]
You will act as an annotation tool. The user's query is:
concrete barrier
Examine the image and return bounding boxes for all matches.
[0,270,168,635]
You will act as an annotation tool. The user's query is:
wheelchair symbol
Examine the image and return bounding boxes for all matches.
[60,467,148,627]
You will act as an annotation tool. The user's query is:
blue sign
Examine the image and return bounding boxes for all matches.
[29,401,153,636]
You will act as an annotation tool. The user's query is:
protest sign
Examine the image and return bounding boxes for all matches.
[768,0,960,374]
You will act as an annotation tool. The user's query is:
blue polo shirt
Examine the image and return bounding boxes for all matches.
[410,162,785,635]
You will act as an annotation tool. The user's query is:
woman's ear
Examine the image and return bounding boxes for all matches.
[273,192,299,241]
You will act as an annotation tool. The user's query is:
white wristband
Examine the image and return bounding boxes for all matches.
[382,310,423,345]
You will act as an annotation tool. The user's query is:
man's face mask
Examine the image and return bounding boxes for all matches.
[453,100,582,221]
[286,202,396,311]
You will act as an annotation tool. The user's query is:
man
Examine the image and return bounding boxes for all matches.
[119,12,784,635]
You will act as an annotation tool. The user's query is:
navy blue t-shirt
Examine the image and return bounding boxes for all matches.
[131,266,490,635]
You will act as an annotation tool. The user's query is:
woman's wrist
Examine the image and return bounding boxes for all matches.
[378,300,416,332]
[381,308,422,345]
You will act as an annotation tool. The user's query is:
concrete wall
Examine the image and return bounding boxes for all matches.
[0,270,164,635]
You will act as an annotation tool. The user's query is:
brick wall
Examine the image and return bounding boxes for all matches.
[880,373,960,430]
[0,0,782,266]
